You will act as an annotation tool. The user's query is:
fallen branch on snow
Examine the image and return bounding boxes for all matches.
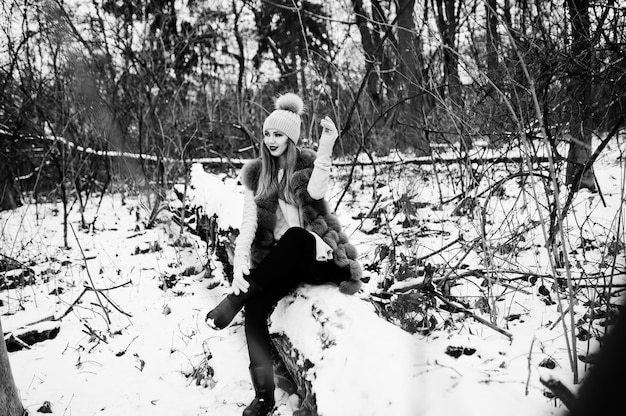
[4,322,60,352]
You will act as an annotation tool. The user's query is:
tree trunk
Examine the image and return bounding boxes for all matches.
[397,0,424,108]
[434,0,462,109]
[396,0,430,155]
[0,317,24,416]
[352,0,382,105]
[434,0,472,160]
[485,0,499,82]
[371,0,394,90]
[0,132,21,211]
[0,163,20,212]
[232,0,245,101]
[565,0,596,192]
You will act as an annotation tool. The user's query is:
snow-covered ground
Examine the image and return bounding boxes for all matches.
[1,138,624,415]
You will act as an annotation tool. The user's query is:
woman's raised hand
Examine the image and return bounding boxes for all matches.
[317,117,338,158]
[319,116,338,144]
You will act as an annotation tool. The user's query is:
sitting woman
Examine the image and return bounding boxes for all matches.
[206,92,362,416]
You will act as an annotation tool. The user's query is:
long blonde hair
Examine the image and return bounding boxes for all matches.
[256,140,299,205]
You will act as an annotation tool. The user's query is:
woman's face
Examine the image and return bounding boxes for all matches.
[263,129,289,158]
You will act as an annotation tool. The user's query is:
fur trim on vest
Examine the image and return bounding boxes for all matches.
[240,149,362,295]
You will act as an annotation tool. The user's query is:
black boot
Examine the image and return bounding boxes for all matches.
[206,280,262,330]
[243,365,275,416]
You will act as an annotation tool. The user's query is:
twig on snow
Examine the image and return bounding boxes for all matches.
[70,223,111,328]
[525,336,536,395]
[55,281,133,321]
[433,292,513,341]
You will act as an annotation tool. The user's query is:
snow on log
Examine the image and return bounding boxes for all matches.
[267,285,556,416]
[179,163,552,416]
[269,286,427,415]
[4,321,60,352]
[173,164,243,282]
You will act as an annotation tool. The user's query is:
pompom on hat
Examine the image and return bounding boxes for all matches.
[263,93,304,144]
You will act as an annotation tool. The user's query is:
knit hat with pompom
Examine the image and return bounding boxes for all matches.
[263,93,304,144]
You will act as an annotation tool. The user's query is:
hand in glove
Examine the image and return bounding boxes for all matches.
[317,116,339,158]
[232,265,250,295]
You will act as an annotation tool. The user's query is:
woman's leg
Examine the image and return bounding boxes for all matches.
[205,277,263,329]
[206,227,317,330]
[243,255,350,369]
[244,289,290,368]
[240,258,350,416]
[241,285,292,416]
[239,228,318,416]
[305,259,351,286]
[242,226,331,366]
[249,227,317,289]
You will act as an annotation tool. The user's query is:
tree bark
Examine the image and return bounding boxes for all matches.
[565,0,596,192]
[434,0,462,109]
[396,0,431,155]
[271,335,317,414]
[231,0,246,102]
[434,0,471,156]
[371,0,394,89]
[0,317,24,416]
[485,0,499,82]
[0,161,20,212]
[352,0,382,105]
[397,0,424,109]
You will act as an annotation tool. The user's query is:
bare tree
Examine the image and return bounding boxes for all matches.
[231,0,247,101]
[485,0,499,82]
[253,0,333,94]
[565,0,596,191]
[0,317,24,416]
[433,0,462,109]
[352,0,383,106]
[397,0,427,110]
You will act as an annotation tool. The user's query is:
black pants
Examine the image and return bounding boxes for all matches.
[244,227,349,369]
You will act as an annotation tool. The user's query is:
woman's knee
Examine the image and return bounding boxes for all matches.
[280,227,314,245]
[245,296,273,318]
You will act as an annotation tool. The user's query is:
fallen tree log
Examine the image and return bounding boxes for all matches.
[176,163,555,416]
[175,165,432,414]
[267,285,431,416]
[3,321,60,352]
[0,317,24,416]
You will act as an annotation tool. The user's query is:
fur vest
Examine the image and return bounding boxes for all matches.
[240,149,362,295]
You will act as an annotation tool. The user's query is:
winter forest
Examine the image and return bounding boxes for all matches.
[1,0,625,415]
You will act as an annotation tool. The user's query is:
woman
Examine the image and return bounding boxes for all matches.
[206,93,362,416]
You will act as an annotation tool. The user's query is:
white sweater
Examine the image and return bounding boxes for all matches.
[233,151,334,273]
